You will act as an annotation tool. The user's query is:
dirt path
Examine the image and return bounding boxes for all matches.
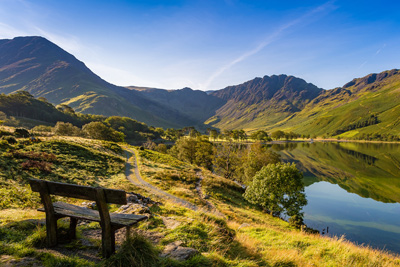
[195,171,225,217]
[124,148,198,211]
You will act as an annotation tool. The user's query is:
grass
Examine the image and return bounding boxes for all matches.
[136,148,205,207]
[0,134,399,266]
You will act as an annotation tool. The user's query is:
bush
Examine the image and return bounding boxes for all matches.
[0,130,13,137]
[2,136,17,144]
[14,128,30,138]
[83,122,125,142]
[53,121,81,136]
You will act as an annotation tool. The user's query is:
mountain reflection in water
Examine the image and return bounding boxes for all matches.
[269,142,400,254]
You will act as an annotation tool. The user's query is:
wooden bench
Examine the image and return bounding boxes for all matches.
[29,178,148,258]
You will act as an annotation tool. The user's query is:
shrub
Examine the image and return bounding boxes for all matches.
[21,160,53,173]
[14,128,30,138]
[0,130,13,137]
[2,136,17,144]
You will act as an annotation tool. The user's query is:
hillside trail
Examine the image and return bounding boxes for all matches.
[195,171,226,217]
[123,147,198,211]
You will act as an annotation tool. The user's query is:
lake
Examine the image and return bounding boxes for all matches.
[269,142,400,254]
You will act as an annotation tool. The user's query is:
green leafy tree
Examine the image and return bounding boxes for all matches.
[82,122,125,142]
[194,139,214,170]
[243,163,307,221]
[242,143,281,183]
[53,122,82,136]
[270,130,285,140]
[209,129,218,141]
[213,141,240,179]
[172,137,198,164]
[250,130,269,141]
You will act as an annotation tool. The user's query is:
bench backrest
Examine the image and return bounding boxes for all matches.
[29,178,127,205]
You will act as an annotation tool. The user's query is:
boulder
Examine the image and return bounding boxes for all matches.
[160,241,199,261]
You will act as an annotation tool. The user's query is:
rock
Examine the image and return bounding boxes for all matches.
[117,203,151,217]
[161,216,181,229]
[81,202,96,209]
[126,192,161,205]
[0,255,43,267]
[160,241,199,261]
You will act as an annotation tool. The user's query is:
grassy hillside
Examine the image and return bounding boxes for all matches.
[273,69,400,137]
[1,132,399,266]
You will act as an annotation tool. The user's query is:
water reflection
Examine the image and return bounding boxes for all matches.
[269,142,400,253]
[272,142,400,203]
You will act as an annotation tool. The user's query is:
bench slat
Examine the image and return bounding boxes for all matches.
[38,202,148,228]
[29,179,127,205]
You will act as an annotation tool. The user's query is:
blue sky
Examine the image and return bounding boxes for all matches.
[1,0,399,90]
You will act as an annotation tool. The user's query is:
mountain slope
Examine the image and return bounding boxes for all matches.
[206,75,324,130]
[278,69,400,137]
[127,86,226,123]
[0,36,198,128]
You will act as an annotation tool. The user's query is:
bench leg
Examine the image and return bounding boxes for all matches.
[46,216,58,247]
[69,217,78,240]
[102,229,116,258]
[126,226,131,239]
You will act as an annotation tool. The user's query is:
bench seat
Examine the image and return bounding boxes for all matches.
[38,201,148,228]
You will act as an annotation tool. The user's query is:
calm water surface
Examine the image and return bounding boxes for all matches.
[270,142,400,254]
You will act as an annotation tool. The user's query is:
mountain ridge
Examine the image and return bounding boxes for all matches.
[1,36,400,138]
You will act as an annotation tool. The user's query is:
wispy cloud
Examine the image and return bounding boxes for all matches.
[201,1,337,90]
[358,43,387,69]
[0,23,28,39]
[32,26,83,54]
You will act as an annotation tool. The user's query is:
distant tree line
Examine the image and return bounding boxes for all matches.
[331,114,379,136]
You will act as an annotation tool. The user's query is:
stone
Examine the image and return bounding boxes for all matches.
[117,203,151,217]
[161,216,181,229]
[81,201,96,209]
[160,241,199,261]
[0,255,43,267]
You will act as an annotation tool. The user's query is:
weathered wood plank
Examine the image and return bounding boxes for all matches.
[29,179,127,204]
[38,202,147,227]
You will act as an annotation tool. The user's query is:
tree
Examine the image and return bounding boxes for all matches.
[243,163,307,222]
[195,139,214,170]
[270,130,285,140]
[213,141,240,179]
[209,129,218,141]
[82,122,125,142]
[242,143,281,183]
[53,122,81,136]
[172,137,198,164]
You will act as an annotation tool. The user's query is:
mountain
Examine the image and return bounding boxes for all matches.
[277,69,400,137]
[0,36,199,128]
[127,86,226,123]
[205,75,324,130]
[1,36,400,138]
